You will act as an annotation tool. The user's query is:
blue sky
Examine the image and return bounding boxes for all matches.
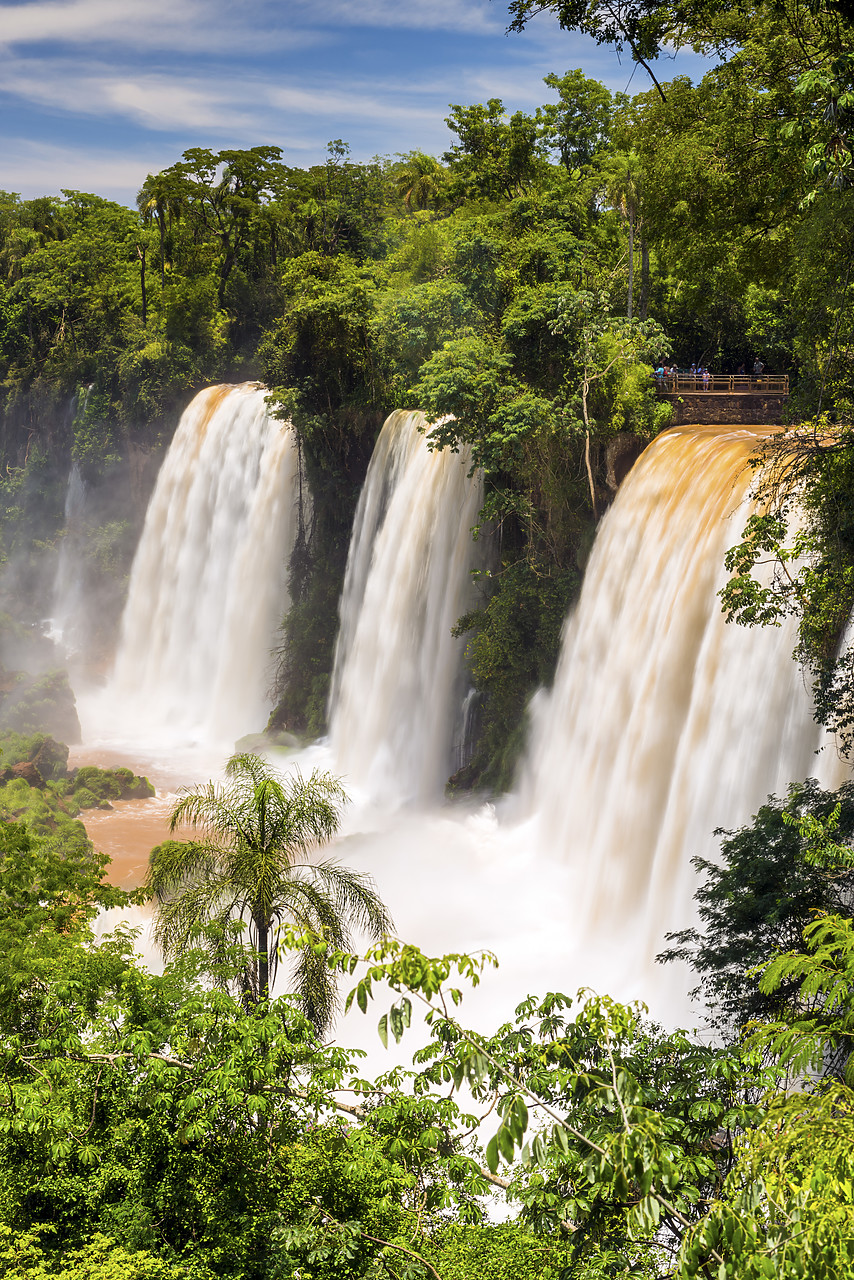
[0,0,710,206]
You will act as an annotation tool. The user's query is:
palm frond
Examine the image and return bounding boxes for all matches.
[306,859,394,939]
[288,941,340,1036]
[169,783,256,852]
[273,874,348,934]
[147,838,222,900]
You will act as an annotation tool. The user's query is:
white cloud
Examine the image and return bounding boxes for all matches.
[0,0,323,54]
[0,138,173,201]
[0,52,456,136]
[297,0,502,34]
[0,0,503,55]
[267,84,438,124]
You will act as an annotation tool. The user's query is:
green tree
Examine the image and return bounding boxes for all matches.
[137,170,185,287]
[444,100,543,202]
[551,289,670,514]
[343,930,854,1278]
[148,753,391,1029]
[537,69,615,170]
[393,152,446,213]
[659,779,854,1038]
[602,152,643,318]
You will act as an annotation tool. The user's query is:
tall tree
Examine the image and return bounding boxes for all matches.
[393,151,446,212]
[137,170,184,287]
[603,152,643,317]
[147,753,392,1031]
[537,69,615,170]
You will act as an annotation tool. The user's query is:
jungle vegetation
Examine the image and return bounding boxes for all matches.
[0,745,853,1279]
[0,0,854,1273]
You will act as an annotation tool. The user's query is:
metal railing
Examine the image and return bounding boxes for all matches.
[655,373,789,394]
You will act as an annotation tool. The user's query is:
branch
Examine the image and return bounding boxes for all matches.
[65,1051,195,1070]
[601,0,668,102]
[403,987,724,1265]
[294,1090,511,1188]
[316,1206,443,1280]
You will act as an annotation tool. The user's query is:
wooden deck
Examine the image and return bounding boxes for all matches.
[655,373,789,395]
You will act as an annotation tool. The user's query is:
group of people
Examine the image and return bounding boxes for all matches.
[653,363,712,387]
[653,357,767,388]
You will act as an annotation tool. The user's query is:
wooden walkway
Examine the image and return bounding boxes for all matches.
[655,374,789,426]
[656,373,789,394]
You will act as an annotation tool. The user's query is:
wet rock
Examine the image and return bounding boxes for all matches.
[8,760,45,788]
[605,433,646,493]
[234,730,302,754]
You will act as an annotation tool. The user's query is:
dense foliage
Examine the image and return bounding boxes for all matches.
[659,779,854,1036]
[2,751,854,1278]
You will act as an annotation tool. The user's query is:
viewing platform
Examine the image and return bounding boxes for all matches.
[655,373,789,426]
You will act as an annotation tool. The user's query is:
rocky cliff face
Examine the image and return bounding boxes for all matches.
[659,393,788,426]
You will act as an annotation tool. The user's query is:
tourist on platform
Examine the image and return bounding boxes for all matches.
[753,357,765,377]
[737,362,746,375]
[702,366,710,389]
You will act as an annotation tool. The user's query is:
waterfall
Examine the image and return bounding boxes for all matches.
[328,410,484,804]
[103,384,301,748]
[520,425,846,955]
[49,461,87,656]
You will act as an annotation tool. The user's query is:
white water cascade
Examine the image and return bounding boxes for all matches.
[328,410,484,805]
[95,384,302,750]
[49,461,87,656]
[519,424,848,965]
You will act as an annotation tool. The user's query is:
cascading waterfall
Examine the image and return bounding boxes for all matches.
[71,413,854,1019]
[101,384,302,748]
[49,461,87,656]
[519,425,848,960]
[328,410,484,804]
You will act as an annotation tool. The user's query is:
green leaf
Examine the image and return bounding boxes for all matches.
[498,1123,515,1162]
[486,1134,499,1174]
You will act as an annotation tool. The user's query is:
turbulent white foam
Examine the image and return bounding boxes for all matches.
[86,384,301,752]
[328,410,483,805]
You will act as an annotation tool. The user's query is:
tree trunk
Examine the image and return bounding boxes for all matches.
[627,216,634,320]
[158,214,166,288]
[137,245,147,327]
[639,232,650,320]
[581,376,598,520]
[254,912,269,1000]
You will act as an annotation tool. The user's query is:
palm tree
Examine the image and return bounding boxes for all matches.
[604,153,643,319]
[137,172,183,288]
[147,753,392,1032]
[394,152,445,212]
